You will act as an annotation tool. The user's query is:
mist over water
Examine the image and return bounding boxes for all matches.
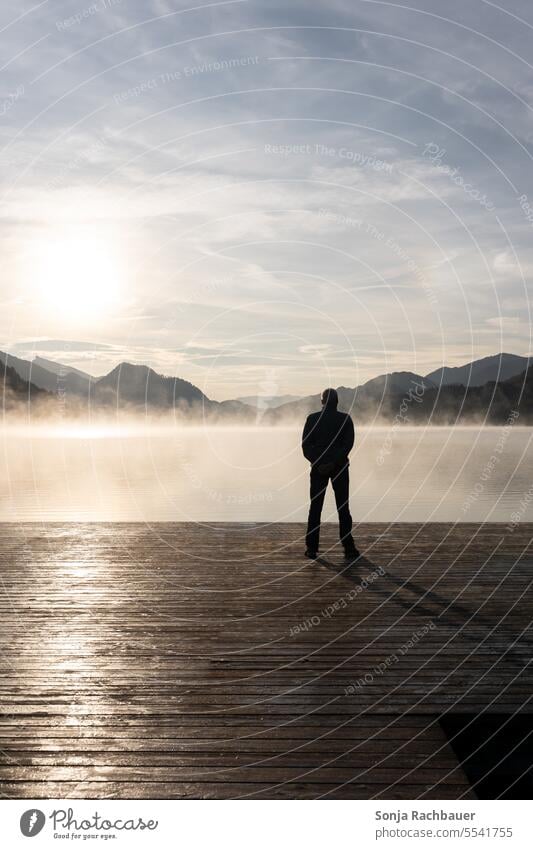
[1,424,532,523]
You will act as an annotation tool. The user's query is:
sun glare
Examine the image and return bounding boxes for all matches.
[34,233,122,318]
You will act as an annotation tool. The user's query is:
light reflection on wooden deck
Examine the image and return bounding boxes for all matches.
[0,522,532,799]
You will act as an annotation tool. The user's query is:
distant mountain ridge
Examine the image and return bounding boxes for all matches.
[395,365,533,425]
[1,349,532,424]
[426,353,532,387]
[0,359,47,410]
[0,351,94,398]
[33,356,93,380]
[0,352,256,420]
[237,394,302,409]
[94,362,207,409]
[263,371,437,422]
[265,367,533,425]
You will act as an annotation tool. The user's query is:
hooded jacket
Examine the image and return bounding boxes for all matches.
[302,406,355,470]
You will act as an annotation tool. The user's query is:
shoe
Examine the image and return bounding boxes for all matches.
[305,549,318,559]
[343,547,361,562]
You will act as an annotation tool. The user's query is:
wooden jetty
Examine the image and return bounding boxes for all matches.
[0,521,532,799]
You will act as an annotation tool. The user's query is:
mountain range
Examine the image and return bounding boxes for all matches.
[425,353,532,388]
[236,394,302,409]
[0,359,47,411]
[264,367,533,425]
[1,350,532,424]
[0,352,254,420]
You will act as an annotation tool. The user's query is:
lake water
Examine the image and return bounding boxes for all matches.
[1,424,532,523]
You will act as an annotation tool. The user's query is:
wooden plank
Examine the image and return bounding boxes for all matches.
[1,521,531,799]
[0,781,475,800]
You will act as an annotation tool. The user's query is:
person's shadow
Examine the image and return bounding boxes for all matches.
[313,551,532,664]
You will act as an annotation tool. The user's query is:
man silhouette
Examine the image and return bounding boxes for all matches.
[302,388,360,561]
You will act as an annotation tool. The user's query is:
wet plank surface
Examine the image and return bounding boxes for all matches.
[1,521,532,799]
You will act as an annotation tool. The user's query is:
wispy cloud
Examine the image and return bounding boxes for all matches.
[1,0,532,396]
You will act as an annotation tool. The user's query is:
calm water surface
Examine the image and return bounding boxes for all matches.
[1,425,532,523]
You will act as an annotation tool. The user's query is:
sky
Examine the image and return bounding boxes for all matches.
[1,0,532,400]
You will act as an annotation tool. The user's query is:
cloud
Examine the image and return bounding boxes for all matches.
[11,338,115,353]
[1,0,532,396]
[485,315,521,329]
[493,251,516,272]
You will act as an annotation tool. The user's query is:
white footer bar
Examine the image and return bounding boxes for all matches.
[1,799,530,848]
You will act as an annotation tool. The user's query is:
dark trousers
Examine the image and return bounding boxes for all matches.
[305,465,355,553]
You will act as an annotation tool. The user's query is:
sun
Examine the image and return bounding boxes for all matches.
[34,232,122,318]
